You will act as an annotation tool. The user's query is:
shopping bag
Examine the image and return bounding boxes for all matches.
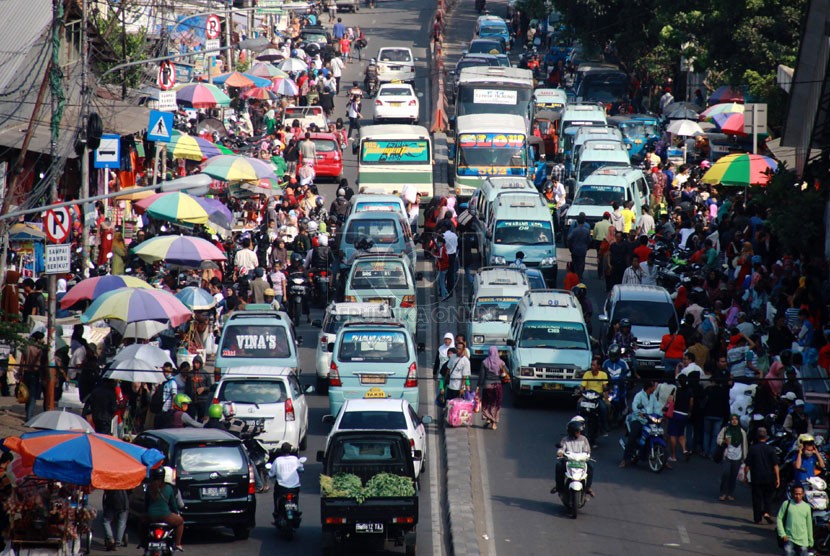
[446,398,474,427]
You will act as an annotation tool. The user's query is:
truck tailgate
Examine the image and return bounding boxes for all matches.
[321,496,419,523]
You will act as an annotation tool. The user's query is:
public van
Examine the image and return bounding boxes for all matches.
[564,165,649,230]
[574,141,630,187]
[214,310,301,377]
[356,124,433,201]
[533,88,567,111]
[558,104,608,155]
[469,176,538,240]
[453,114,530,197]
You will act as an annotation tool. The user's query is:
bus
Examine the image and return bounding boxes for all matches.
[453,114,530,197]
[454,66,534,132]
[356,124,434,200]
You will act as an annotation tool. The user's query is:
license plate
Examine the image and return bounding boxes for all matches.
[359,374,388,385]
[390,102,402,106]
[640,359,657,368]
[541,383,564,391]
[200,487,227,500]
[366,297,390,304]
[284,503,298,511]
[355,522,384,533]
[579,401,597,409]
[242,417,265,427]
[651,427,664,435]
[388,65,401,70]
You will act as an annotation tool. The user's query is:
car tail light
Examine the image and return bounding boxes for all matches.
[324,517,347,524]
[320,334,329,348]
[344,295,356,302]
[400,295,415,308]
[392,516,415,524]
[285,398,296,421]
[409,438,415,451]
[153,528,165,540]
[334,152,341,161]
[408,100,417,106]
[404,362,417,388]
[320,270,328,277]
[330,362,342,387]
[248,464,256,495]
[375,99,383,106]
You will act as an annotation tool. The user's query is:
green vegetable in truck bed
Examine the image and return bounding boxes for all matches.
[364,473,416,498]
[320,473,415,504]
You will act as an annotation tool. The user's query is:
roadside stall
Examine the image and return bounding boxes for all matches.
[2,430,164,556]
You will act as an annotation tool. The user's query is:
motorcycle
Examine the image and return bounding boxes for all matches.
[142,523,175,556]
[287,272,311,327]
[366,76,379,98]
[604,366,627,428]
[577,390,602,446]
[272,456,307,540]
[307,268,330,308]
[620,413,668,473]
[239,421,272,483]
[559,451,591,519]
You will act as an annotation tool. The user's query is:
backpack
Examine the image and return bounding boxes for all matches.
[149,380,171,414]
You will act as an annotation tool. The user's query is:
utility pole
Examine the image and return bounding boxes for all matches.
[121,2,128,99]
[81,0,91,276]
[226,0,233,72]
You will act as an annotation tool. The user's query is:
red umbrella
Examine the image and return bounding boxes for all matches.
[713,112,745,135]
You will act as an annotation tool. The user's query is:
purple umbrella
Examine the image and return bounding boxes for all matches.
[195,197,234,229]
[131,235,227,267]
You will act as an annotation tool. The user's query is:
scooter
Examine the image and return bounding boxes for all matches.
[307,268,330,308]
[287,272,311,327]
[559,451,591,519]
[142,523,175,556]
[272,456,307,540]
[620,413,668,473]
[577,390,602,446]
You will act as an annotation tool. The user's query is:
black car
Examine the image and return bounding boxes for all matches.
[131,428,256,540]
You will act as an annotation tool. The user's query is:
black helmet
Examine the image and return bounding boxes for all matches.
[353,80,359,87]
[290,252,304,266]
[608,344,621,359]
[544,181,553,192]
[150,467,166,481]
[567,416,585,436]
[620,318,631,328]
[299,216,310,229]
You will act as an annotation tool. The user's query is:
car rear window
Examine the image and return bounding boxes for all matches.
[312,138,337,152]
[344,218,399,244]
[350,260,409,289]
[379,49,412,63]
[334,439,404,462]
[340,411,408,430]
[220,324,291,358]
[338,330,409,363]
[380,87,411,97]
[177,445,246,474]
[218,380,288,404]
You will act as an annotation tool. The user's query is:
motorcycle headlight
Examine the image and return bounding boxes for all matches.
[539,256,556,267]
[472,335,485,345]
[491,256,506,265]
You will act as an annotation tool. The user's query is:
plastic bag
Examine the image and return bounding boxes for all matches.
[737,462,751,483]
[15,381,29,404]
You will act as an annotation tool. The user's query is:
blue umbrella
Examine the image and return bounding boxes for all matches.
[211,72,271,88]
[175,286,217,311]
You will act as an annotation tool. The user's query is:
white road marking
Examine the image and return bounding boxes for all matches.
[678,524,690,544]
[476,426,498,556]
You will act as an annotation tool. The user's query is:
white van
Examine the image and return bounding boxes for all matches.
[574,141,630,187]
[377,47,416,83]
[565,165,650,230]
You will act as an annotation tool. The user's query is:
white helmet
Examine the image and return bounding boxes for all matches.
[318,234,329,247]
[307,220,319,233]
[223,402,236,419]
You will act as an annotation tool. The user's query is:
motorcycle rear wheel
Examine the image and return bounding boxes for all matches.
[648,444,665,473]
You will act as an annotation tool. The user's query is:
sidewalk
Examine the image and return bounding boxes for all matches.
[0,392,33,436]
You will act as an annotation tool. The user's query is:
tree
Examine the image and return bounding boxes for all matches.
[753,169,825,257]
[91,1,150,89]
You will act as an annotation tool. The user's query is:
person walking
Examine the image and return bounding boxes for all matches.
[327,0,337,22]
[667,374,693,463]
[346,95,362,140]
[477,346,508,430]
[717,414,748,501]
[567,212,590,279]
[745,427,780,524]
[439,346,470,402]
[433,332,454,379]
[777,483,814,556]
[102,489,129,550]
[20,331,46,420]
[431,235,450,301]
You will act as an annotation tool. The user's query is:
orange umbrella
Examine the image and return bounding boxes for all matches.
[223,71,255,88]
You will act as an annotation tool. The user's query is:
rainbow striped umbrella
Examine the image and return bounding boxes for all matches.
[700,102,744,122]
[701,153,777,187]
[271,77,299,97]
[201,155,278,182]
[242,86,279,101]
[176,83,231,108]
[712,112,745,135]
[212,71,271,88]
[131,235,227,267]
[166,131,233,161]
[249,62,289,79]
[60,275,153,309]
[135,191,210,225]
[81,287,193,327]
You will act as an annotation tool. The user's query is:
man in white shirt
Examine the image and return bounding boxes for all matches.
[329,53,345,94]
[268,443,304,524]
[621,380,661,467]
[639,253,659,286]
[234,238,259,273]
[638,205,655,236]
[552,178,566,208]
[677,352,703,378]
[622,254,644,285]
[443,226,458,293]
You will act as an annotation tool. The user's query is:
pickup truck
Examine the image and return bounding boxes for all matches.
[318,431,419,555]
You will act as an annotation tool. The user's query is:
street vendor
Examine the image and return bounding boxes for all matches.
[146,467,184,552]
[0,450,12,551]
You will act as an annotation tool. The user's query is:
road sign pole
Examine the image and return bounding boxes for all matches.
[752,103,758,155]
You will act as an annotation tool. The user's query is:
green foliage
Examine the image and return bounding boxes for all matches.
[92,5,149,89]
[320,473,415,504]
[753,170,825,256]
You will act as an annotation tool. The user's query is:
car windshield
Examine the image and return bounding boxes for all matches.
[338,330,409,362]
[494,220,552,245]
[325,313,384,334]
[339,411,408,430]
[350,260,410,289]
[472,297,520,322]
[620,124,645,139]
[344,218,400,244]
[303,32,327,42]
[380,50,412,63]
[312,139,337,153]
[572,185,625,206]
[525,270,546,290]
[219,324,291,358]
[613,300,677,328]
[469,40,504,54]
[519,321,589,349]
[456,59,499,74]
[380,87,412,97]
[218,380,288,404]
[578,161,612,179]
[479,24,506,37]
[177,446,246,474]
[580,78,628,103]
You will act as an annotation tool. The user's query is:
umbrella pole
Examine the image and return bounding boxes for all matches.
[161,145,168,182]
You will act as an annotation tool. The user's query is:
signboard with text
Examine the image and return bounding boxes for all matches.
[45,244,71,274]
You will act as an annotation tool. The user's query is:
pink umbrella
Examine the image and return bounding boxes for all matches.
[270,77,299,97]
[60,275,154,309]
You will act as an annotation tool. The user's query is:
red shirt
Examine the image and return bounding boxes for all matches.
[633,245,652,263]
[434,245,449,271]
[563,271,580,292]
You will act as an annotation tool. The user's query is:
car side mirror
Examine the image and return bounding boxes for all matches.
[296,336,304,345]
[598,314,609,322]
[421,415,433,425]
[327,342,335,352]
[305,385,315,394]
[412,450,423,460]
[506,339,515,347]
[417,342,426,352]
[322,414,335,425]
[312,319,322,328]
[316,450,325,463]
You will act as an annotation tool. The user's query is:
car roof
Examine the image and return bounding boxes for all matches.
[327,301,394,317]
[143,428,240,443]
[341,398,409,413]
[340,320,409,330]
[477,266,529,287]
[352,193,406,204]
[521,289,579,309]
[346,210,404,222]
[220,365,295,378]
[309,132,338,141]
[379,46,413,52]
[580,166,640,185]
[611,284,672,302]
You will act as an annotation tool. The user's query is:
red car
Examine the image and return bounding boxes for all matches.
[299,132,343,181]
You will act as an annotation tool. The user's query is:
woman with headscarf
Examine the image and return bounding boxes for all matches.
[55,279,71,318]
[433,332,453,379]
[111,231,128,275]
[2,270,21,322]
[716,414,748,501]
[477,346,508,430]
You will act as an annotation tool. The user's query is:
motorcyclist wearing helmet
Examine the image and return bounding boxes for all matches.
[287,252,312,323]
[784,399,814,437]
[146,466,184,551]
[602,344,630,381]
[572,283,593,334]
[363,61,378,94]
[330,188,351,222]
[204,403,225,429]
[307,233,335,276]
[309,196,328,224]
[612,318,638,377]
[268,442,304,525]
[793,433,825,483]
[170,394,203,428]
[550,416,594,496]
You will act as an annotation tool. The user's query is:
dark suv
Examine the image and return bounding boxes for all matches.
[131,429,256,539]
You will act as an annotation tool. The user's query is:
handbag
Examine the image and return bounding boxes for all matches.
[777,501,791,548]
[15,381,29,404]
[713,442,727,464]
[664,396,675,419]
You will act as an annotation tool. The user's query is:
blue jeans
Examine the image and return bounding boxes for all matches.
[702,416,723,457]
[783,540,810,556]
[436,269,448,298]
[102,509,128,544]
[24,373,42,420]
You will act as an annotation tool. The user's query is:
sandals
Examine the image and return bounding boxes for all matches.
[718,495,727,501]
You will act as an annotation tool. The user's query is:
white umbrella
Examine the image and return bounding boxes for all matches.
[277,57,308,72]
[109,320,169,341]
[666,119,704,137]
[25,409,95,432]
[113,344,174,369]
[106,358,165,384]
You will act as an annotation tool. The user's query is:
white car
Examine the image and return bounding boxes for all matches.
[213,366,310,452]
[377,47,415,83]
[323,398,432,476]
[374,83,419,124]
[312,302,394,394]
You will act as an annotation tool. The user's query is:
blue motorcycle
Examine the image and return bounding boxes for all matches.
[619,413,667,473]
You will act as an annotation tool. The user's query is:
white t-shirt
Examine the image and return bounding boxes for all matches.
[727,345,750,378]
[446,355,471,391]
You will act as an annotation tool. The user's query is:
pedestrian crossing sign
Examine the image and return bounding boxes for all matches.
[147,110,173,142]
